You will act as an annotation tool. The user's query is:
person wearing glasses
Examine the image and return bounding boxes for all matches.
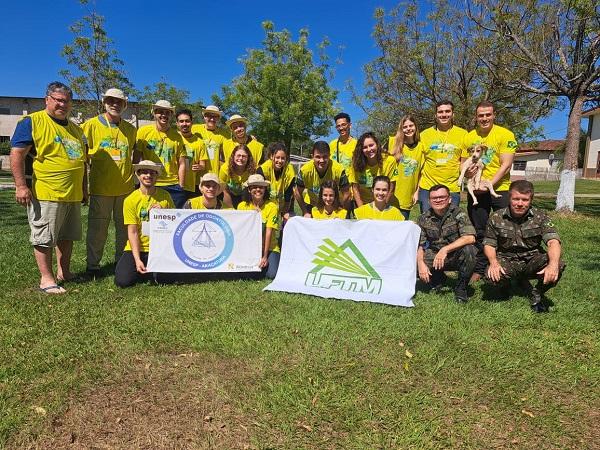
[10,81,87,294]
[416,184,477,303]
[82,88,138,278]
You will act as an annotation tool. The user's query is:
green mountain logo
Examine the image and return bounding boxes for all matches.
[305,238,382,294]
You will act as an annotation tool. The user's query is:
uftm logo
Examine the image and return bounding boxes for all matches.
[305,238,382,294]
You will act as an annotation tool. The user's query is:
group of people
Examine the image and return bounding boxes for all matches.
[9,81,564,312]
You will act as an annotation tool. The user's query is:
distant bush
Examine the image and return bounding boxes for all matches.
[0,141,10,156]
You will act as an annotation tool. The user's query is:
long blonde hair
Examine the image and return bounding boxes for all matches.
[392,115,420,161]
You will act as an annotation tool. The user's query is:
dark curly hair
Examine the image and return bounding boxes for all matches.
[228,144,256,176]
[352,132,383,173]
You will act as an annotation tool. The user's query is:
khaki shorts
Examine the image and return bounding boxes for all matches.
[27,199,82,247]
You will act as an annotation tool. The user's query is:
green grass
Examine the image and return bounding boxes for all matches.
[0,191,598,448]
[532,178,600,195]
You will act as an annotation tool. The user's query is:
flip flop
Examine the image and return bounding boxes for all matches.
[38,285,67,295]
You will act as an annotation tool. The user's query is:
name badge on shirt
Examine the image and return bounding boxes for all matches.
[141,221,150,236]
[109,147,122,161]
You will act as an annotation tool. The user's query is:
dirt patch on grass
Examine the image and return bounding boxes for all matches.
[13,352,268,449]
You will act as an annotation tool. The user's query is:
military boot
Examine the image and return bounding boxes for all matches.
[530,286,548,313]
[454,277,469,303]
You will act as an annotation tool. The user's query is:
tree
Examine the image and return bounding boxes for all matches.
[60,1,134,118]
[467,0,600,212]
[214,21,338,151]
[136,79,204,120]
[355,0,552,141]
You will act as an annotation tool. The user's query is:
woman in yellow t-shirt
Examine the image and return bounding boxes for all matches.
[311,180,348,219]
[350,132,398,208]
[256,142,296,220]
[389,115,424,220]
[219,144,256,208]
[354,176,404,221]
[237,174,280,279]
[184,173,229,210]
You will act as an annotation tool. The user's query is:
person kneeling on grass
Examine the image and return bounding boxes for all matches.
[483,180,565,313]
[416,184,477,303]
[311,180,348,219]
[114,160,175,288]
[184,173,230,210]
[236,174,280,279]
[354,176,404,221]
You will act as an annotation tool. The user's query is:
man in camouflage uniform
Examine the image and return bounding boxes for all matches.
[417,184,477,302]
[483,180,565,313]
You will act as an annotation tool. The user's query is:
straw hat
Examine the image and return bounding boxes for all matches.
[133,160,163,175]
[243,174,270,188]
[102,88,128,102]
[226,114,248,128]
[151,100,175,113]
[200,173,222,188]
[202,105,223,117]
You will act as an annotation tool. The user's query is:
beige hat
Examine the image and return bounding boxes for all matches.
[226,114,248,128]
[151,100,175,113]
[202,105,223,117]
[243,173,270,188]
[133,160,163,175]
[102,88,127,102]
[200,173,221,186]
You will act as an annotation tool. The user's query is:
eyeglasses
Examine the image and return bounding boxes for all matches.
[204,114,219,120]
[48,94,71,105]
[137,169,158,175]
[430,195,449,202]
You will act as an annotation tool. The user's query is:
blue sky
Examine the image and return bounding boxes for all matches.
[2,0,570,140]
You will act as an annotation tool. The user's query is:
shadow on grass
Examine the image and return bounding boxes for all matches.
[534,198,600,216]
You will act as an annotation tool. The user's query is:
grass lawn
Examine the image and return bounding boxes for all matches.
[532,178,600,195]
[0,191,598,448]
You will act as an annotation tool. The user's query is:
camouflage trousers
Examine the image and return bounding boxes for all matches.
[424,244,477,283]
[484,250,566,301]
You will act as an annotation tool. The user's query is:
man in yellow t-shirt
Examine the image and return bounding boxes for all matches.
[82,88,137,276]
[176,109,208,196]
[223,114,264,165]
[461,100,518,277]
[191,105,229,175]
[294,141,350,216]
[329,112,357,171]
[137,100,187,208]
[10,81,86,294]
[419,100,467,212]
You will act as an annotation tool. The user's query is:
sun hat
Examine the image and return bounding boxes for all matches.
[202,105,223,117]
[225,114,248,128]
[133,160,163,175]
[200,173,222,186]
[102,88,128,102]
[151,100,175,113]
[243,174,270,188]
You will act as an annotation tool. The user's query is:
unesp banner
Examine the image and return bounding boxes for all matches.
[146,209,262,273]
[264,217,420,307]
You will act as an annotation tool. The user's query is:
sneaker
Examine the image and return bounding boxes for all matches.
[531,301,549,313]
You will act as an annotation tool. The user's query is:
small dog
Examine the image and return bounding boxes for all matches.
[457,144,501,206]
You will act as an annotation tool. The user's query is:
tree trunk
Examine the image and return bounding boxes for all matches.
[555,96,584,212]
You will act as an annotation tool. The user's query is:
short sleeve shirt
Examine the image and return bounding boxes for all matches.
[297,160,349,206]
[419,125,467,193]
[329,136,357,170]
[123,188,174,253]
[137,125,185,186]
[348,155,398,204]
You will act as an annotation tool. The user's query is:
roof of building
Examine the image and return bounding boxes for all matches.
[583,106,600,117]
[517,139,565,153]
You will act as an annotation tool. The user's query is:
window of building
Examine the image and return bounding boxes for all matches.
[0,107,10,115]
[513,160,527,171]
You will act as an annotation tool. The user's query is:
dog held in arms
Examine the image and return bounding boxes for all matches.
[457,144,501,206]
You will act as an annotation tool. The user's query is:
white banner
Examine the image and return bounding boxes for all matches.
[147,209,262,273]
[264,217,420,307]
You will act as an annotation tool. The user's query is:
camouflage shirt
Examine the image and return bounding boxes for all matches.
[483,207,560,256]
[417,204,476,251]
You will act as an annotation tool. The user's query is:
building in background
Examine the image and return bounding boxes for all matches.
[510,139,565,181]
[583,107,600,179]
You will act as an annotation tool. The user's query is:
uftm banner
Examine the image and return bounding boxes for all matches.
[147,209,262,273]
[264,217,420,307]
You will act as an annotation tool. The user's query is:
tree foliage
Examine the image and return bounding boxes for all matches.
[214,21,338,151]
[356,0,551,140]
[136,79,204,120]
[466,0,600,211]
[60,1,134,118]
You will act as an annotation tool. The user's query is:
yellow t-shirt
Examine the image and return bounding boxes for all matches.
[419,125,467,192]
[388,138,425,210]
[137,125,184,186]
[223,136,264,166]
[185,196,230,210]
[219,164,252,197]
[329,136,357,170]
[191,123,229,174]
[259,160,296,211]
[28,111,86,202]
[123,188,174,253]
[354,202,404,221]
[297,160,348,206]
[237,200,280,252]
[311,207,348,219]
[82,115,136,196]
[180,133,208,192]
[461,125,517,192]
[348,155,398,204]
